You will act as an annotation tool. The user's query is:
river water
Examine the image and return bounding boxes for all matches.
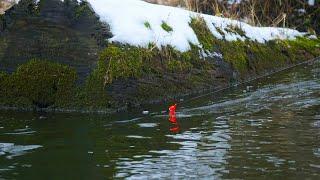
[0,60,319,179]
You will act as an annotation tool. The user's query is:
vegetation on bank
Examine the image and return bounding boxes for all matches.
[190,17,320,74]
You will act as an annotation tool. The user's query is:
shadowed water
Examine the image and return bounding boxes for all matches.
[0,60,319,179]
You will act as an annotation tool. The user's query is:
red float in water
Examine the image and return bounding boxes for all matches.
[169,104,177,123]
[169,104,180,133]
[169,115,177,123]
[169,104,177,112]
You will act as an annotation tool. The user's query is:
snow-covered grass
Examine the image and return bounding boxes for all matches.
[86,0,306,52]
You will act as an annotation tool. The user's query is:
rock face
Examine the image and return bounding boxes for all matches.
[0,0,111,81]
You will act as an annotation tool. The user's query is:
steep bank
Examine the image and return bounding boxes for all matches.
[0,0,319,112]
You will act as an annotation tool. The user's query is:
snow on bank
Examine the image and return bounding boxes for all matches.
[88,0,200,52]
[87,0,305,52]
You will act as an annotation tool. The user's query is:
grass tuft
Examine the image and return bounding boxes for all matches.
[161,21,173,32]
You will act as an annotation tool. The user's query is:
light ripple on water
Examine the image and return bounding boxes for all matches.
[312,121,320,128]
[314,148,320,157]
[5,131,36,135]
[137,123,158,128]
[114,117,143,124]
[126,135,152,139]
[182,80,320,116]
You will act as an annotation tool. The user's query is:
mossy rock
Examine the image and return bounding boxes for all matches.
[0,59,77,108]
[82,43,218,108]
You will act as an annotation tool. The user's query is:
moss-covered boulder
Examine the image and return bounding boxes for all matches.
[0,59,77,108]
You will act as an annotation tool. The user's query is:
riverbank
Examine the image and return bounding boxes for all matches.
[1,55,319,114]
[0,0,320,113]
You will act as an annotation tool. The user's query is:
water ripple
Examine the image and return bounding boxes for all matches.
[0,143,42,159]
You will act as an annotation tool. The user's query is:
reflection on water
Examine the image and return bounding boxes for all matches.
[169,122,180,133]
[0,60,319,179]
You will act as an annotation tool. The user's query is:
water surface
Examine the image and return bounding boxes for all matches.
[0,60,319,179]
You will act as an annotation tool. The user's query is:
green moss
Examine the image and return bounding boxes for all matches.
[224,25,246,37]
[189,17,216,51]
[215,26,225,36]
[220,40,249,73]
[144,21,151,30]
[161,21,173,32]
[78,45,156,109]
[0,59,77,108]
[286,37,320,57]
[190,17,248,72]
[166,58,193,72]
[78,69,112,109]
[97,45,148,85]
[95,44,196,86]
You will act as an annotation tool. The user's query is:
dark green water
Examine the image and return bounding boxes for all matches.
[0,61,320,179]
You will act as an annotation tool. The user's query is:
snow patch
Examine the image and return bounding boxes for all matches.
[87,0,306,52]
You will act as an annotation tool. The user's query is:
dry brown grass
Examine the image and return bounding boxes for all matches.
[144,0,319,32]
